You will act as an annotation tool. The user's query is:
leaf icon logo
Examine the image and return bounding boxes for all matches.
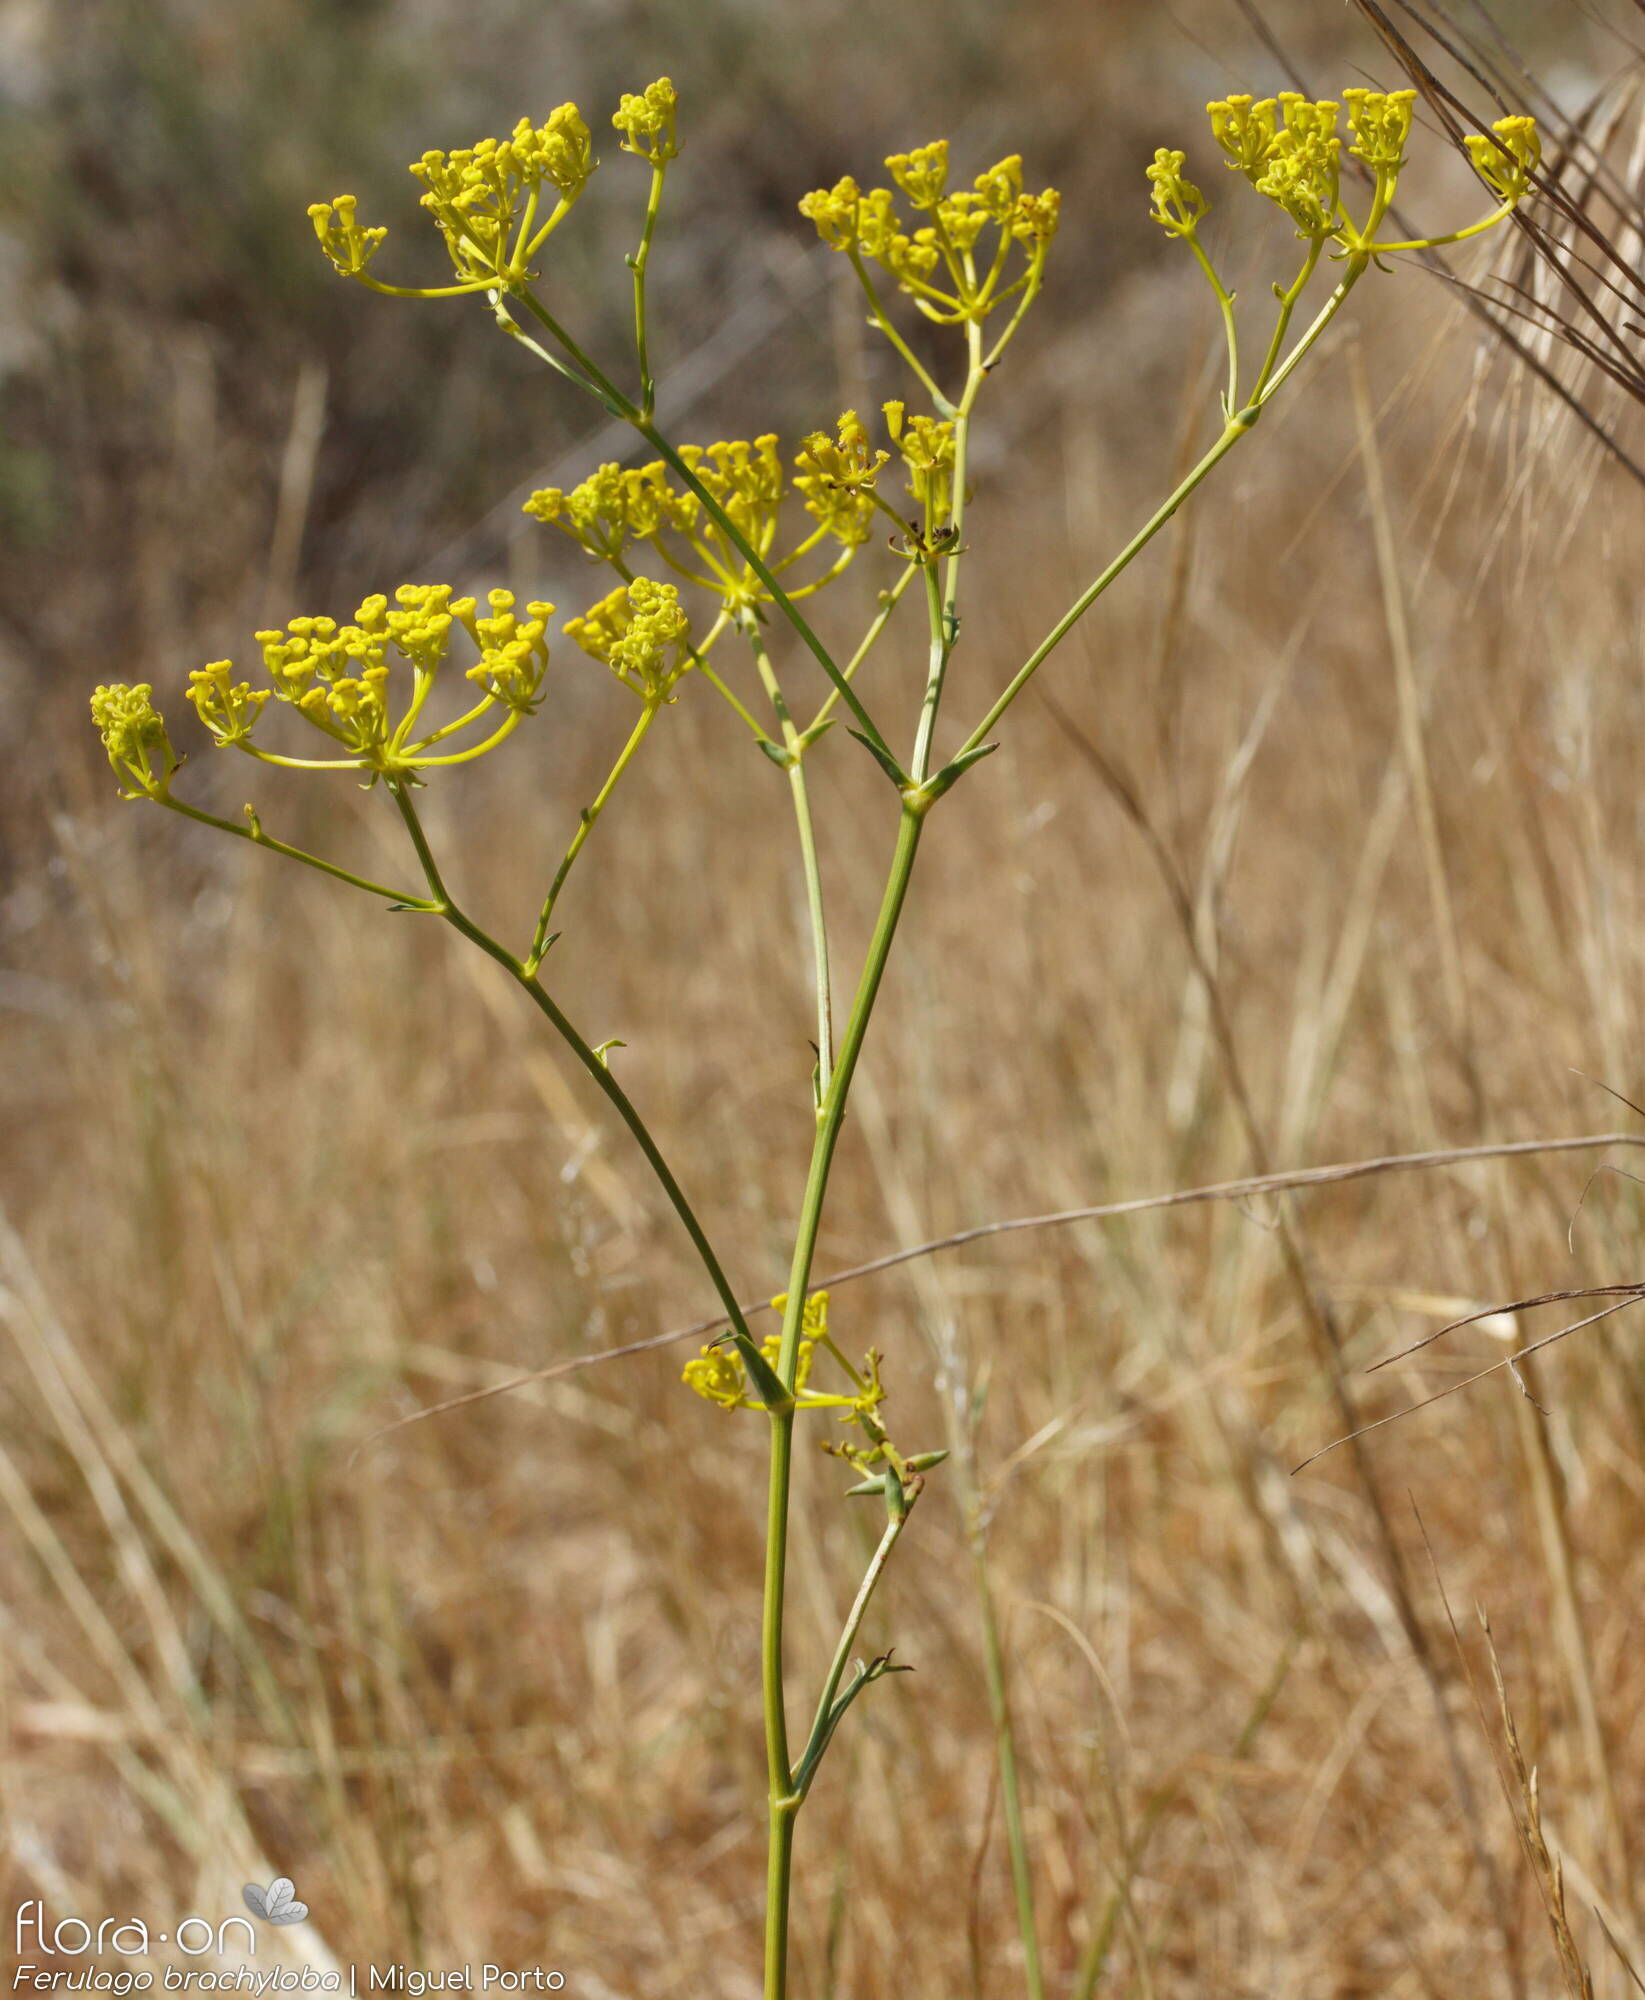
[242,1878,309,1925]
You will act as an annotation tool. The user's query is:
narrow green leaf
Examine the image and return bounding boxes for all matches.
[848,729,911,790]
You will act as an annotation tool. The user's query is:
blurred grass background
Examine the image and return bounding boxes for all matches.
[6,0,1645,1993]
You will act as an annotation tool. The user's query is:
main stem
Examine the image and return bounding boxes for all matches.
[761,802,927,2000]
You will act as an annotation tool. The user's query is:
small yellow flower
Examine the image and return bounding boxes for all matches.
[1342,87,1417,172]
[676,436,786,553]
[682,1342,748,1409]
[797,176,866,252]
[460,590,553,713]
[886,142,949,212]
[307,196,389,278]
[1254,96,1342,238]
[612,77,679,166]
[186,662,272,747]
[884,402,957,520]
[1207,94,1279,180]
[1009,187,1061,244]
[972,155,1024,222]
[1145,149,1207,238]
[793,416,884,549]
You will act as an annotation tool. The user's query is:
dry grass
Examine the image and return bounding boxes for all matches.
[6,2,1645,1995]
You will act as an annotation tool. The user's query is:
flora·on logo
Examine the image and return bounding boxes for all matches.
[241,1882,308,1927]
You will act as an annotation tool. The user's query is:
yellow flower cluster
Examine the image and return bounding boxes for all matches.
[1465,114,1540,199]
[1197,89,1538,247]
[1341,87,1417,171]
[793,413,889,543]
[683,1323,817,1411]
[683,1291,884,1417]
[523,462,693,562]
[99,586,554,785]
[612,77,678,166]
[564,577,692,702]
[799,141,1060,325]
[90,683,178,798]
[525,433,878,611]
[1146,149,1207,239]
[308,82,672,297]
[306,194,388,279]
[1208,91,1347,238]
[407,106,595,283]
[883,403,956,522]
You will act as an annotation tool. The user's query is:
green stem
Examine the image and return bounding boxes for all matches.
[630,163,667,419]
[911,322,983,783]
[1253,257,1367,407]
[847,249,950,410]
[952,419,1251,761]
[489,293,609,397]
[790,757,833,1099]
[526,699,660,973]
[156,793,435,907]
[760,802,927,2000]
[968,1505,1046,2000]
[744,618,835,1096]
[1361,202,1516,255]
[1248,238,1327,407]
[946,244,1366,774]
[1186,232,1240,415]
[763,1407,798,1999]
[776,803,925,1378]
[794,1511,907,1797]
[800,565,917,740]
[512,286,633,416]
[385,781,756,1352]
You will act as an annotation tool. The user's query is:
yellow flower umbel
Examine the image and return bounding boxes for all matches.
[1146,149,1208,239]
[90,683,179,799]
[1465,114,1541,201]
[180,585,551,783]
[611,77,679,167]
[306,87,667,298]
[525,427,878,616]
[1159,87,1541,425]
[882,402,957,545]
[564,577,692,703]
[799,141,1059,332]
[1196,86,1535,256]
